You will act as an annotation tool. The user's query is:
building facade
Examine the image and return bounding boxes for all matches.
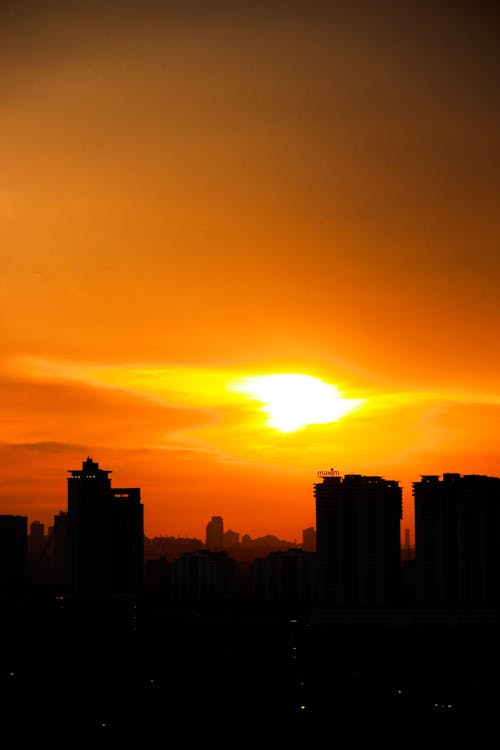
[170,549,235,601]
[251,548,317,604]
[315,472,402,608]
[302,526,316,552]
[206,515,224,550]
[0,515,28,592]
[28,520,46,573]
[67,457,143,599]
[413,473,500,607]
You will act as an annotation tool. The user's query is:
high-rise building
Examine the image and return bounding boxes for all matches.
[27,520,53,580]
[28,520,45,565]
[205,515,224,550]
[413,473,500,606]
[52,511,69,583]
[170,549,235,601]
[251,549,317,603]
[314,471,402,608]
[67,457,144,599]
[302,526,316,552]
[0,515,27,591]
[223,529,240,548]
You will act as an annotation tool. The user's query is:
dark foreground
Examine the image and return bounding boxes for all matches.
[1,588,499,745]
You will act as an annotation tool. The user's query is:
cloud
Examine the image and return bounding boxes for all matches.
[0,366,214,450]
[0,440,83,454]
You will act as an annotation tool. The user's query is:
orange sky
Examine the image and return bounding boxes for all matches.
[1,1,499,542]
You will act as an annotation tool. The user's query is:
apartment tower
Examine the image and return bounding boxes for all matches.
[413,473,500,606]
[315,471,402,608]
[67,457,143,599]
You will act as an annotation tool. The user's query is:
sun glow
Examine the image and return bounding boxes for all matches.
[229,374,365,432]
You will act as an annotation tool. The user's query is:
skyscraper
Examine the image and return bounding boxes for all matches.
[413,473,500,607]
[28,520,46,571]
[170,549,235,601]
[206,515,224,550]
[52,510,69,583]
[302,526,316,552]
[251,548,317,604]
[67,457,143,599]
[314,471,402,608]
[0,515,27,592]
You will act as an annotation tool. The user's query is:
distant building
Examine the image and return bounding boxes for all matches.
[252,549,317,603]
[0,515,28,591]
[413,473,500,606]
[144,536,205,560]
[144,556,170,594]
[28,520,46,571]
[302,526,316,552]
[67,457,144,599]
[52,511,69,583]
[315,472,402,608]
[401,527,415,563]
[223,529,240,548]
[205,515,224,551]
[170,549,235,601]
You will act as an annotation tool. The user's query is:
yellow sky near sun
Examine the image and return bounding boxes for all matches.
[5,354,500,463]
[1,350,500,537]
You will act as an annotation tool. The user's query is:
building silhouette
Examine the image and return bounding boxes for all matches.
[144,555,170,594]
[314,471,402,608]
[302,526,316,552]
[413,473,500,607]
[251,548,317,604]
[223,528,240,547]
[28,520,45,571]
[52,510,69,583]
[67,457,143,599]
[0,515,27,592]
[170,549,235,601]
[206,515,224,550]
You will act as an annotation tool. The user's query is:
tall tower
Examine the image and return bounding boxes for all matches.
[67,457,144,599]
[302,526,316,552]
[52,510,69,583]
[28,520,46,568]
[314,471,402,608]
[0,515,27,593]
[206,515,224,550]
[413,473,500,606]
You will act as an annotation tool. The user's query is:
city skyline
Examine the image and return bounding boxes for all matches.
[3,461,500,742]
[9,465,500,613]
[1,2,499,540]
[13,459,499,556]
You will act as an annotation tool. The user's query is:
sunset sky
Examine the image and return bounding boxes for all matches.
[1,1,499,542]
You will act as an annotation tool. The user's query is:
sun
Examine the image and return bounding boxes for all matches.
[229,373,365,432]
